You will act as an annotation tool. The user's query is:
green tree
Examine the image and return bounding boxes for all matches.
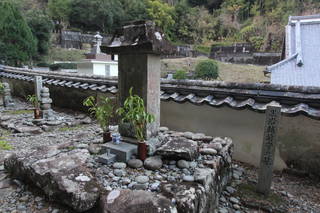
[26,10,53,60]
[146,0,175,39]
[69,0,124,33]
[48,0,71,25]
[119,0,147,23]
[0,1,36,66]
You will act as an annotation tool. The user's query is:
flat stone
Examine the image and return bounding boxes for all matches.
[100,190,176,213]
[159,127,169,132]
[177,160,190,169]
[226,186,236,194]
[199,148,217,155]
[4,144,100,212]
[206,142,223,151]
[13,126,43,134]
[156,137,198,161]
[183,175,194,182]
[113,162,127,169]
[127,159,143,168]
[218,207,228,213]
[230,197,239,204]
[144,156,163,171]
[135,176,149,184]
[114,169,126,177]
[133,183,148,190]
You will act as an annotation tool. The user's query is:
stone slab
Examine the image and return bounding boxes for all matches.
[156,137,198,161]
[98,153,116,165]
[101,142,137,162]
[4,144,100,212]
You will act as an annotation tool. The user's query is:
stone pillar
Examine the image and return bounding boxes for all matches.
[3,82,15,108]
[35,76,43,101]
[257,103,281,195]
[40,87,53,120]
[118,54,161,138]
[103,21,174,139]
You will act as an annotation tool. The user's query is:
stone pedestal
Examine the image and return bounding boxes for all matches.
[3,82,14,108]
[103,21,175,139]
[40,87,53,120]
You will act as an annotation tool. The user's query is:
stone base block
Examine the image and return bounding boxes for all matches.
[97,153,116,165]
[101,142,137,162]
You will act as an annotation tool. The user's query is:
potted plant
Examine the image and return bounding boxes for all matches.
[0,83,4,106]
[117,88,155,161]
[83,96,114,142]
[26,94,41,119]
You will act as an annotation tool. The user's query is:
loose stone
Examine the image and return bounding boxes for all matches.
[200,148,217,155]
[177,160,190,169]
[135,176,149,184]
[144,156,163,170]
[114,169,126,177]
[230,197,239,204]
[127,159,143,168]
[113,162,127,169]
[183,175,194,182]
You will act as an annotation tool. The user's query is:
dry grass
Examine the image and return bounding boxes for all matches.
[161,57,269,83]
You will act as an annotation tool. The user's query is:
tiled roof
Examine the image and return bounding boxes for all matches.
[1,65,320,119]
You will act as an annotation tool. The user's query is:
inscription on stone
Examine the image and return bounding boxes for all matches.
[257,103,281,195]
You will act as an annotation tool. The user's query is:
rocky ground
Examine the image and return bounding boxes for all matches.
[0,99,319,213]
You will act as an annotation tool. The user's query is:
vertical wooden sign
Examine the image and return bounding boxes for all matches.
[257,103,281,195]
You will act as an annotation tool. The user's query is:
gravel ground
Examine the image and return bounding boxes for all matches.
[218,162,320,213]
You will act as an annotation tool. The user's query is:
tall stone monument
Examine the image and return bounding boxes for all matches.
[34,76,43,101]
[102,21,175,139]
[40,87,53,120]
[3,82,15,108]
[257,103,281,195]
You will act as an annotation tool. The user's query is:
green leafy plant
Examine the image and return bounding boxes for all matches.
[0,139,12,150]
[117,88,155,142]
[0,82,4,95]
[195,59,219,80]
[26,94,39,109]
[83,96,113,133]
[173,69,187,80]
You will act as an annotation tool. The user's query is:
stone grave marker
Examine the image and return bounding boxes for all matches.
[257,103,281,195]
[34,76,43,101]
[3,82,15,108]
[103,20,175,139]
[40,87,53,120]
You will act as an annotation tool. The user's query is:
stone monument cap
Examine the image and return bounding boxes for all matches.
[102,20,176,55]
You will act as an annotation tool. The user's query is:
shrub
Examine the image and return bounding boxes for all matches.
[49,63,77,71]
[36,62,50,67]
[173,69,187,80]
[195,59,219,80]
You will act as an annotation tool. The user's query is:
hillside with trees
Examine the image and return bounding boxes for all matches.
[1,0,320,66]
